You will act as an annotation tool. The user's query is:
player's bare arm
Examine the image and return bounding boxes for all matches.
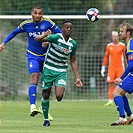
[42,42,49,48]
[0,43,5,51]
[70,55,83,88]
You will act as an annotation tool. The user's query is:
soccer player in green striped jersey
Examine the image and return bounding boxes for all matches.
[35,20,83,126]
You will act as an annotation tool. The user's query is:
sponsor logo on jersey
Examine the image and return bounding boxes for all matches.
[56,45,70,54]
[29,32,41,37]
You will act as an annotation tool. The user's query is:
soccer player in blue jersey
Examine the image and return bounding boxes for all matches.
[0,6,61,119]
[35,20,83,126]
[111,22,133,126]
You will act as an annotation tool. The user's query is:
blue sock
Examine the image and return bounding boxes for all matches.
[122,95,132,116]
[114,95,125,117]
[28,84,37,105]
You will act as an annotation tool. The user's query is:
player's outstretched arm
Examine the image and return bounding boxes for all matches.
[70,55,83,88]
[0,28,20,52]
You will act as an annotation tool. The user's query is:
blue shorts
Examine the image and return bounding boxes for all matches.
[26,52,45,74]
[118,74,133,94]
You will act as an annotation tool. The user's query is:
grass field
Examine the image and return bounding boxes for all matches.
[0,100,133,133]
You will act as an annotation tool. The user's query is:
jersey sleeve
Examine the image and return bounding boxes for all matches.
[120,59,133,79]
[102,45,109,66]
[120,41,133,79]
[51,24,62,34]
[3,27,23,44]
[71,40,77,56]
[46,34,59,43]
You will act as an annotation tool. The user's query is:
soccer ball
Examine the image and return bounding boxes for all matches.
[86,8,100,22]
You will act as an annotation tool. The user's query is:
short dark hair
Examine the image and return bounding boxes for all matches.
[62,20,72,26]
[31,6,43,12]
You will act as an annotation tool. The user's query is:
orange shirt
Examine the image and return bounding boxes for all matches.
[102,42,126,70]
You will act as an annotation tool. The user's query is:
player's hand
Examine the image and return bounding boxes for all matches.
[75,78,83,88]
[0,43,5,51]
[45,29,52,35]
[101,66,105,77]
[41,30,51,37]
[35,30,51,42]
[114,78,122,85]
[42,42,49,48]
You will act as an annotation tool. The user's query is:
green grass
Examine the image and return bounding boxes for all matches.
[0,100,133,133]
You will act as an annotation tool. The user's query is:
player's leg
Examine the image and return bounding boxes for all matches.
[41,67,54,126]
[38,106,53,121]
[33,58,53,120]
[119,74,133,124]
[29,73,40,116]
[111,75,133,126]
[27,57,40,116]
[55,86,65,102]
[111,86,127,126]
[122,95,133,124]
[54,71,66,102]
[41,88,51,126]
[38,90,53,121]
[115,69,133,123]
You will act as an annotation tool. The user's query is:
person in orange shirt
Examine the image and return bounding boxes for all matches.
[101,31,126,106]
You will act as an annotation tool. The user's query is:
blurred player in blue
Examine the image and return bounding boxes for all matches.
[111,22,133,126]
[0,6,61,119]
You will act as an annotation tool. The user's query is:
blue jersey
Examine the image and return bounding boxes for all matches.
[120,38,133,79]
[3,17,61,56]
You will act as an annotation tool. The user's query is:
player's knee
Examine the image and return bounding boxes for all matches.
[30,73,39,84]
[42,89,51,99]
[56,94,63,102]
[42,93,50,99]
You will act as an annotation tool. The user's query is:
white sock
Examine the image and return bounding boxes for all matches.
[39,105,42,110]
[44,119,49,121]
[30,104,36,111]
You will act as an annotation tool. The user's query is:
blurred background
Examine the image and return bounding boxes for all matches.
[0,0,133,100]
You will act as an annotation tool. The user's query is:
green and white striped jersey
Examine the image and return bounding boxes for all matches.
[44,33,77,72]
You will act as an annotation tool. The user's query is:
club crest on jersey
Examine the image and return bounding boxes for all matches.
[128,54,133,60]
[118,47,121,50]
[40,25,45,30]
